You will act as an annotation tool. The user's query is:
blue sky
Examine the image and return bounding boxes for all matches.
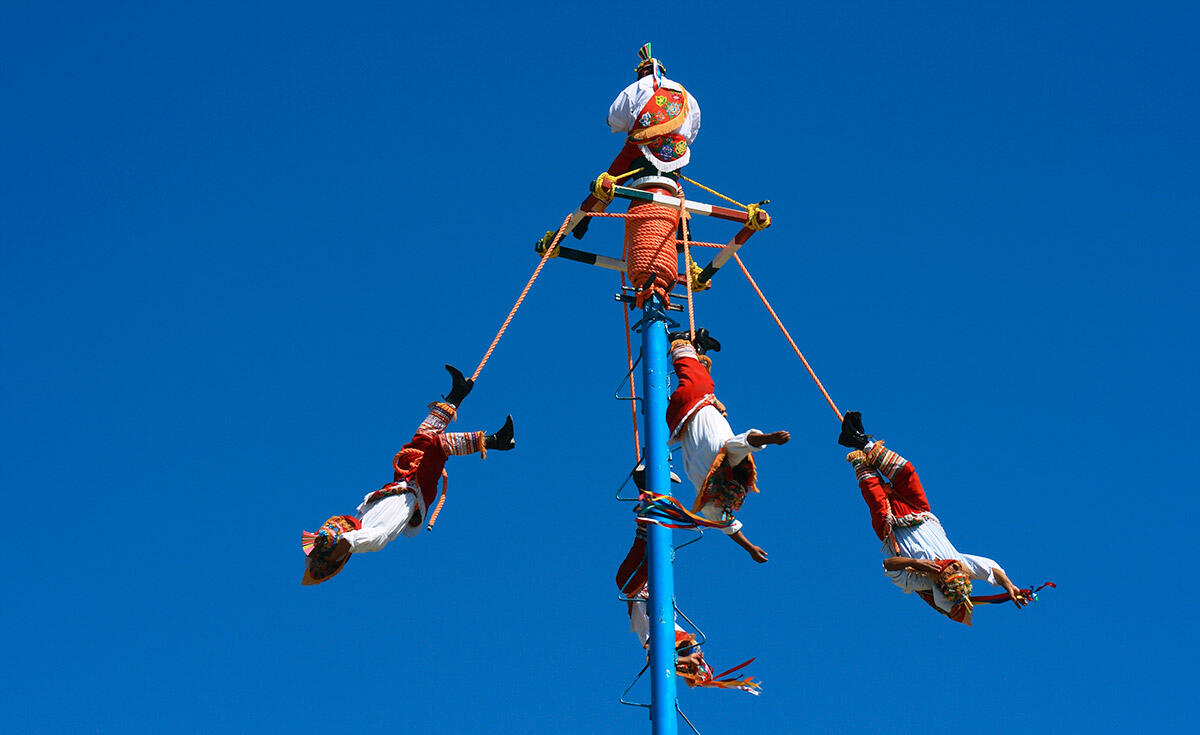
[3,2,1196,733]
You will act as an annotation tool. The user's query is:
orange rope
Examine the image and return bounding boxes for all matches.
[732,253,843,422]
[621,271,642,465]
[425,469,449,531]
[471,214,570,381]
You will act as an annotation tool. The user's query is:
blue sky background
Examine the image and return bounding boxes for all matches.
[4,2,1196,733]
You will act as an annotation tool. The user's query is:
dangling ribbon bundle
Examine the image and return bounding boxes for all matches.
[971,581,1057,606]
[635,491,733,530]
[679,656,762,695]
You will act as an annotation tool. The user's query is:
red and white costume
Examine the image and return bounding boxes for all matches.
[605,75,702,175]
[615,533,691,646]
[342,401,485,552]
[666,341,762,535]
[855,443,1007,616]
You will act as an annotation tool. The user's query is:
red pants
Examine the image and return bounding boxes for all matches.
[606,141,643,177]
[859,463,930,542]
[616,535,648,596]
[666,352,713,436]
[402,431,449,509]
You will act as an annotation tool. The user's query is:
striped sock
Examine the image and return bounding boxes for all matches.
[670,340,698,362]
[419,402,456,434]
[865,441,908,481]
[846,450,879,482]
[441,431,485,457]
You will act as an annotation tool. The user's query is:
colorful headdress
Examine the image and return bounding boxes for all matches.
[635,43,665,85]
[300,515,361,586]
[936,558,975,625]
[675,632,761,695]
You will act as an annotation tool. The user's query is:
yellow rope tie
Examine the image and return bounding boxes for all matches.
[678,173,748,210]
[688,259,711,292]
[592,167,646,204]
[535,230,560,257]
[745,202,772,231]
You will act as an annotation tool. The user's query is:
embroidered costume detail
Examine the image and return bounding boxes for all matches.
[440,431,486,459]
[419,401,456,435]
[630,87,689,142]
[363,481,417,507]
[890,511,934,528]
[692,448,758,514]
[301,515,362,556]
[865,440,907,481]
[301,515,362,586]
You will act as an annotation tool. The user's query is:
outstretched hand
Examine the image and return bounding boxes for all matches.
[748,430,790,447]
[1006,584,1029,609]
[747,544,769,563]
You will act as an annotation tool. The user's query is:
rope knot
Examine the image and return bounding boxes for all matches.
[745,202,771,231]
[591,172,619,203]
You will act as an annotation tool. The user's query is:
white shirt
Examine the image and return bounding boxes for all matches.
[884,515,1004,614]
[678,404,761,535]
[341,482,427,552]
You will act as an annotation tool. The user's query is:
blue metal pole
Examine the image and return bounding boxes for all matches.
[641,295,677,735]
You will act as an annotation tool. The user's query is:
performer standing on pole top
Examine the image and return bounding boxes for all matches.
[574,43,701,239]
[838,411,1030,624]
[301,365,515,586]
[667,329,790,563]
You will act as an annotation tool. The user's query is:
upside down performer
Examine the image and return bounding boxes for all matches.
[301,366,515,586]
[838,411,1038,625]
[574,42,701,240]
[615,526,761,695]
[667,329,789,563]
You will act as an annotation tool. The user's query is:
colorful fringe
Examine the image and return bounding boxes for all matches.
[636,491,734,530]
[441,430,486,458]
[300,515,361,556]
[847,450,879,483]
[692,448,756,515]
[865,441,907,481]
[418,401,456,435]
[678,658,762,695]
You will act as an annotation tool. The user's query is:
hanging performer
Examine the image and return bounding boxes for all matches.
[838,411,1032,625]
[301,365,515,586]
[615,526,761,694]
[573,42,701,240]
[667,329,790,563]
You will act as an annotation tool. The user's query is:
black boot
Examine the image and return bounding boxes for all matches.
[485,415,515,451]
[692,327,721,355]
[444,364,473,407]
[668,330,692,344]
[838,411,870,450]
